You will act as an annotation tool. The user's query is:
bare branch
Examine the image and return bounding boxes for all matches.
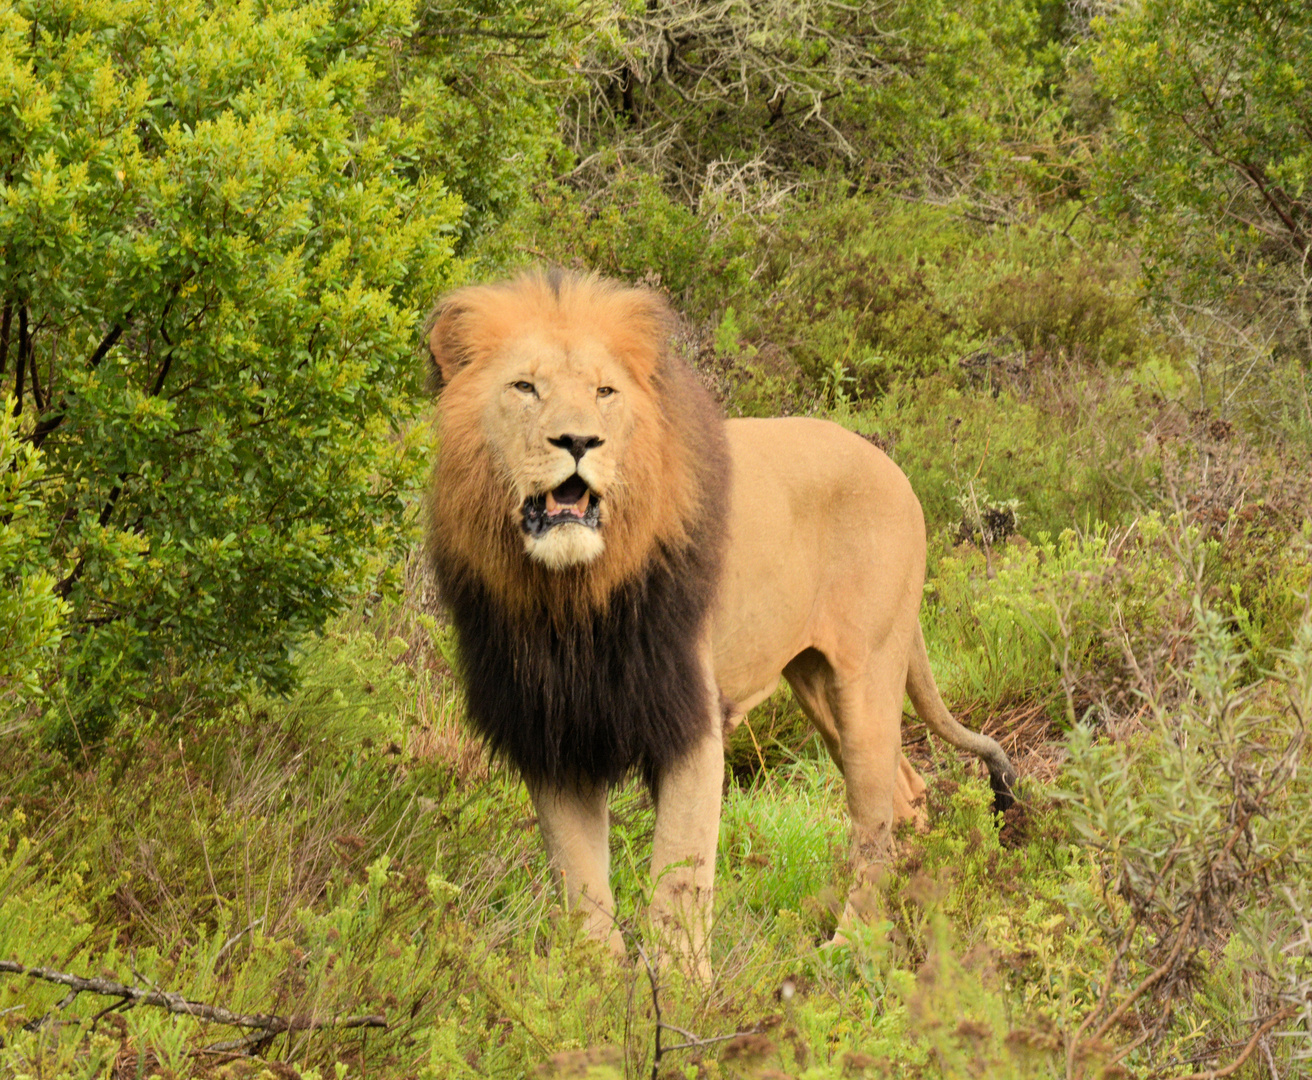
[0,960,387,1036]
[562,0,908,198]
[1159,1007,1298,1080]
[28,321,126,451]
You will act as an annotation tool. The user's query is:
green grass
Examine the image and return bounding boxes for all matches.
[0,614,1084,1079]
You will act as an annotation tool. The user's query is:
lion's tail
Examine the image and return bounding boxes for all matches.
[906,622,1017,812]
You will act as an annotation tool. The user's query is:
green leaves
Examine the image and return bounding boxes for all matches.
[0,0,461,739]
[1093,0,1312,310]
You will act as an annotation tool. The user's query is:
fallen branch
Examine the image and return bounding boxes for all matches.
[1157,1007,1298,1080]
[0,960,386,1036]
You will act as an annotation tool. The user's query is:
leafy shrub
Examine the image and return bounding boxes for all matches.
[924,529,1115,715]
[854,370,1155,538]
[0,0,460,743]
[759,201,975,395]
[1090,0,1312,449]
[975,254,1142,363]
[494,170,755,306]
[922,505,1311,726]
[1061,598,1312,1075]
[401,0,586,240]
[563,0,1067,204]
[747,199,1147,400]
[1093,0,1312,330]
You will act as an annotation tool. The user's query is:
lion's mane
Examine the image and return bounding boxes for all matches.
[426,271,730,790]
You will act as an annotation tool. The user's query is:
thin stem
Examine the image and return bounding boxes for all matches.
[12,305,27,416]
[0,301,11,377]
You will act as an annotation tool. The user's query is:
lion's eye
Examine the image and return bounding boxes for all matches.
[512,380,537,395]
[597,386,616,398]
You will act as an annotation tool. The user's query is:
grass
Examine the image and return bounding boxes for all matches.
[1,613,1085,1079]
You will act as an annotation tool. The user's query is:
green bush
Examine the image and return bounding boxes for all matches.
[1092,0,1312,442]
[759,201,974,396]
[850,370,1155,538]
[1061,598,1312,1075]
[0,0,460,743]
[975,253,1142,363]
[747,199,1146,400]
[401,0,588,241]
[563,0,1067,202]
[1093,0,1312,314]
[923,528,1117,716]
[492,170,755,307]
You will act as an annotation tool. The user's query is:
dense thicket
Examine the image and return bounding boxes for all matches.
[0,0,468,737]
[1095,0,1311,318]
[1094,0,1312,431]
[561,0,1064,199]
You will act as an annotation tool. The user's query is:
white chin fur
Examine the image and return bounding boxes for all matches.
[527,525,605,569]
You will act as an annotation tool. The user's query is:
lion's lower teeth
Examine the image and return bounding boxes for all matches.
[543,490,590,518]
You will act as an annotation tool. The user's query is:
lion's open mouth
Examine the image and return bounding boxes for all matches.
[521,474,602,537]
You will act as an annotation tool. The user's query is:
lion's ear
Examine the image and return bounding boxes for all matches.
[608,288,674,382]
[426,295,473,394]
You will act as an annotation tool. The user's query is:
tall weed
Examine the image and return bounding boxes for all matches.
[1061,595,1312,1076]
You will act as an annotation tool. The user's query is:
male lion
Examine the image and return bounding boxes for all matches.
[425,270,1015,973]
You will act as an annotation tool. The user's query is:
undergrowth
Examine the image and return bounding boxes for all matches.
[4,516,1311,1078]
[5,0,1312,1074]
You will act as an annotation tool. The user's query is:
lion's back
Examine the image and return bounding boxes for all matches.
[712,417,928,701]
[722,416,922,543]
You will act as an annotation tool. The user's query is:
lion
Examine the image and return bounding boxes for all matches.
[424,269,1016,974]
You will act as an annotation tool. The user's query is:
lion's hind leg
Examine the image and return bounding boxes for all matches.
[785,648,924,830]
[783,647,845,769]
[784,647,914,927]
[529,781,625,957]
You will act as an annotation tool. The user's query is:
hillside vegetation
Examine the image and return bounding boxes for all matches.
[2,0,1310,1077]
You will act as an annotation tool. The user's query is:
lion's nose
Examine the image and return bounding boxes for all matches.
[548,433,604,462]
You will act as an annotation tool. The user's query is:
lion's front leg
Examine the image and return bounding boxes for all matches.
[529,781,625,956]
[649,720,724,981]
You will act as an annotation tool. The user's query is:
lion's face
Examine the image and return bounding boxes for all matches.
[426,271,714,613]
[475,329,645,570]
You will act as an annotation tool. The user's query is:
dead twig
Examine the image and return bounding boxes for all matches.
[0,960,386,1037]
[630,934,760,1078]
[1156,1008,1298,1080]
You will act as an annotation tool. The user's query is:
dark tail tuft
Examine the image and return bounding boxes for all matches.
[989,766,1018,814]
